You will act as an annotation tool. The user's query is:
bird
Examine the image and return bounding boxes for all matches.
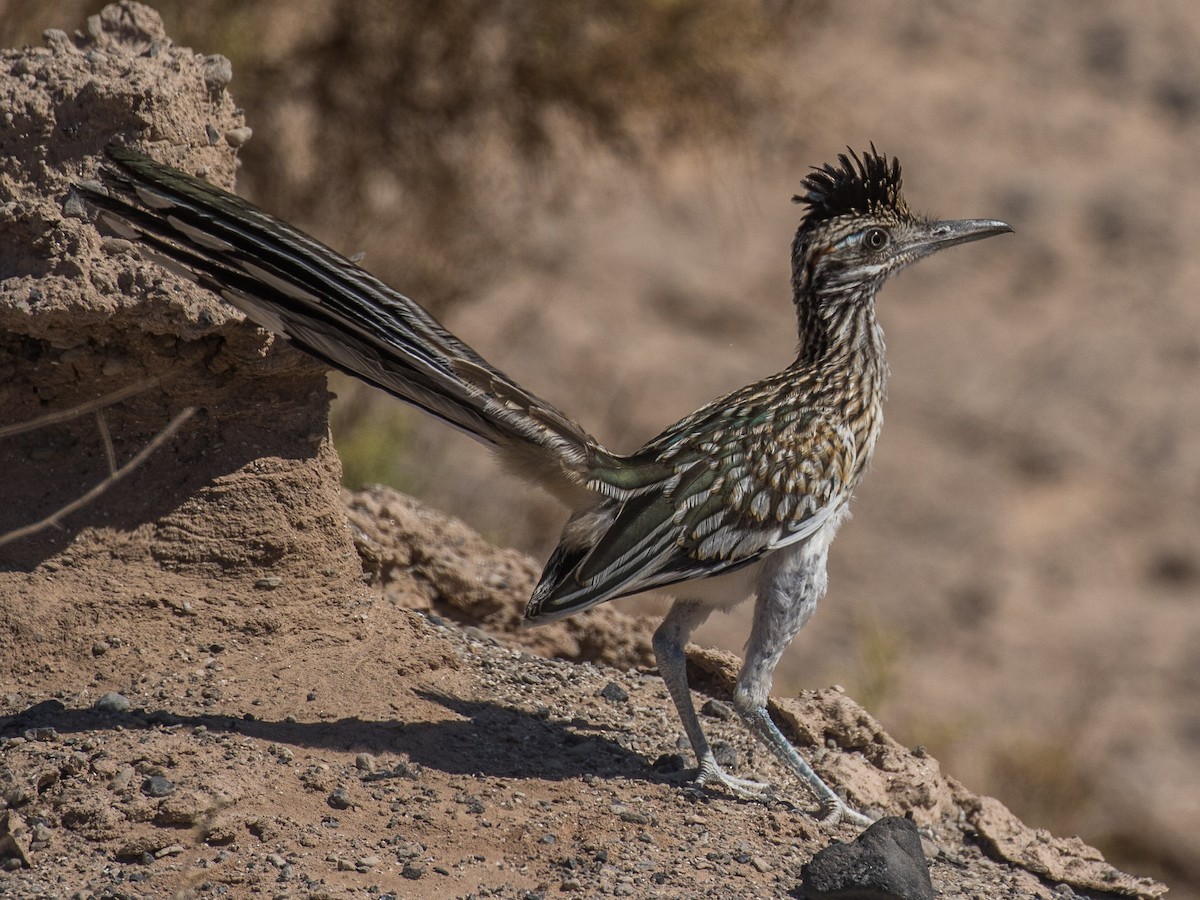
[81,143,1011,826]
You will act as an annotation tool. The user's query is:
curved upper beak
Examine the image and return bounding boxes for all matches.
[914,218,1014,255]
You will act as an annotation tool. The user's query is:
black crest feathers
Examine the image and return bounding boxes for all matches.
[794,146,906,226]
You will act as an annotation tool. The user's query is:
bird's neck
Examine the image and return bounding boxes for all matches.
[794,284,887,376]
[792,285,889,480]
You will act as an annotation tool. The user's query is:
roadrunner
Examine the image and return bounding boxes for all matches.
[82,144,1010,825]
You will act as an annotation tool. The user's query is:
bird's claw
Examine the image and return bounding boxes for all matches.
[817,797,876,828]
[693,759,777,801]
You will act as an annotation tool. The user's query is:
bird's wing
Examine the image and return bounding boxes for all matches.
[526,399,857,621]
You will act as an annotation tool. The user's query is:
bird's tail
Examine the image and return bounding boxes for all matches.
[80,144,601,499]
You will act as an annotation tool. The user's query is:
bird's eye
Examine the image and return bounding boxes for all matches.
[864,227,889,250]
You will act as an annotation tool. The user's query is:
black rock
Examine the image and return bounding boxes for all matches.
[801,815,934,900]
[599,682,629,703]
[651,752,687,773]
[142,775,175,798]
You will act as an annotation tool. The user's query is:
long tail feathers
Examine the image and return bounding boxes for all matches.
[80,144,600,498]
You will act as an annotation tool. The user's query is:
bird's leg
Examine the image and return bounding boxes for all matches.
[733,541,874,826]
[652,598,774,799]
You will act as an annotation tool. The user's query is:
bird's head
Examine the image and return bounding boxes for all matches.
[791,147,1011,298]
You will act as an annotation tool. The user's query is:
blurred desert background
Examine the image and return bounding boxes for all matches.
[4,0,1199,894]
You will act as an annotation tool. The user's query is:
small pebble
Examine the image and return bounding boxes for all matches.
[599,682,629,703]
[700,698,733,720]
[142,776,175,798]
[61,193,87,220]
[224,126,253,148]
[354,753,377,773]
[327,787,352,810]
[42,28,70,49]
[202,54,233,92]
[395,841,424,860]
[94,692,131,714]
[100,235,132,255]
[110,766,135,792]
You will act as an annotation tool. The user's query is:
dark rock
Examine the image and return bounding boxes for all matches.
[599,682,629,703]
[142,776,175,798]
[327,787,352,810]
[701,698,734,720]
[801,816,934,900]
[651,752,687,773]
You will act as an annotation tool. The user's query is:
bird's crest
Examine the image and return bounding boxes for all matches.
[794,145,906,226]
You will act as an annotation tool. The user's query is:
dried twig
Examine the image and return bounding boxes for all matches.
[0,376,161,439]
[0,406,195,547]
[95,409,117,475]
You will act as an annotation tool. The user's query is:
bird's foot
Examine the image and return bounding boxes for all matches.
[693,757,776,801]
[690,755,874,827]
[816,795,875,829]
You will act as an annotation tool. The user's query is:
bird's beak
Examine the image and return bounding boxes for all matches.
[913,218,1014,255]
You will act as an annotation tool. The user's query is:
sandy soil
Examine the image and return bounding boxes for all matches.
[0,2,1189,898]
